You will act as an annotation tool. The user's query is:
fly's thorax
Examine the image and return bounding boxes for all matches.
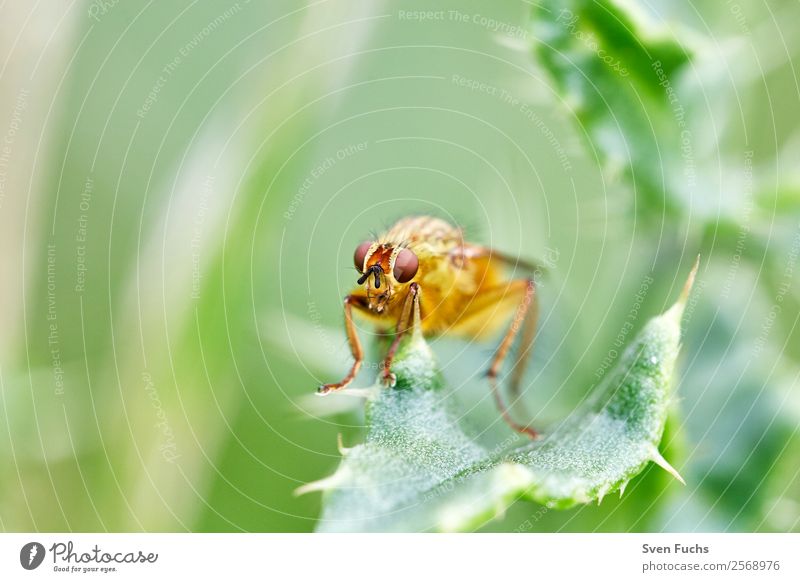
[380,216,463,254]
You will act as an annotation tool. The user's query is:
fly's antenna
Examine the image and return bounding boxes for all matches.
[356,268,371,285]
[357,264,383,288]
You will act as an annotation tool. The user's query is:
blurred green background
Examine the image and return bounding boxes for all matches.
[0,0,798,532]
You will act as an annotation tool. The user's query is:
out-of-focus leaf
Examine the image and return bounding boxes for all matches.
[530,0,694,218]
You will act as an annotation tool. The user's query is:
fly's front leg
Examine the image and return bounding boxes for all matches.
[381,282,420,387]
[318,295,369,395]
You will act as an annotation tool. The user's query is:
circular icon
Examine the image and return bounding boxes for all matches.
[20,542,46,570]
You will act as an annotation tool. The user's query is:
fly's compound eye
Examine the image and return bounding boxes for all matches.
[393,249,419,283]
[354,242,372,272]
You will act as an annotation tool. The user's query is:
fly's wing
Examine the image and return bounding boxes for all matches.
[455,244,547,277]
[439,242,543,340]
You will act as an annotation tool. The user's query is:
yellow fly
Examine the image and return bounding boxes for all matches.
[318,215,540,437]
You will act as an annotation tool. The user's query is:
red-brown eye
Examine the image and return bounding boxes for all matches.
[354,242,372,273]
[393,249,418,283]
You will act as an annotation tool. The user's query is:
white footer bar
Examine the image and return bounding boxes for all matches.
[1,533,797,581]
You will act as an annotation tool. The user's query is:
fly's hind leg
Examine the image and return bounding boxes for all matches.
[380,282,420,386]
[454,278,538,438]
[488,278,538,438]
[318,295,369,395]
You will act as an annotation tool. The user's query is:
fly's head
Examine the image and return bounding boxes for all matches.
[354,241,419,313]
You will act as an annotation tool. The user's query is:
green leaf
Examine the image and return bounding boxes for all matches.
[303,263,696,532]
[530,0,694,218]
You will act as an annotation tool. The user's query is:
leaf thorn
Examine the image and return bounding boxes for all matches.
[295,469,347,496]
[316,386,379,399]
[336,433,351,455]
[596,485,610,505]
[650,446,685,485]
[679,254,701,305]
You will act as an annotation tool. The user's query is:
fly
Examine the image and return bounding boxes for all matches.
[318,215,540,438]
